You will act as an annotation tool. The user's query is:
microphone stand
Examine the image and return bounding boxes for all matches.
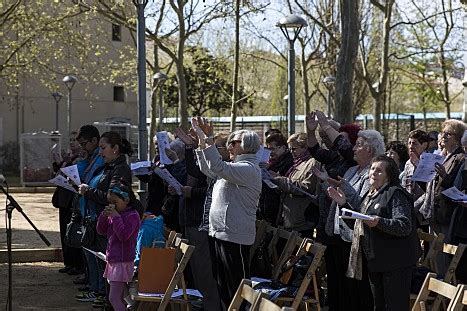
[0,183,51,311]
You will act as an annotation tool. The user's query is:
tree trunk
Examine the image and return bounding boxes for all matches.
[373,94,383,132]
[439,50,451,119]
[335,0,359,124]
[149,43,160,159]
[176,0,188,130]
[230,0,240,132]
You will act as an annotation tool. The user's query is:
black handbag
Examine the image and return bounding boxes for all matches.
[80,216,96,248]
[64,197,96,248]
[52,187,75,209]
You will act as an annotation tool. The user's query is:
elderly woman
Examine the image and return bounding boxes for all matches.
[328,155,421,311]
[314,129,385,310]
[193,118,262,311]
[430,120,466,230]
[271,133,318,236]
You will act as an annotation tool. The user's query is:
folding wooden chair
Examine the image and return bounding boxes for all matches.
[249,220,271,264]
[269,228,299,280]
[131,241,195,311]
[228,279,266,311]
[412,273,466,311]
[450,289,467,311]
[441,243,466,285]
[417,230,445,272]
[275,238,326,311]
[257,297,294,311]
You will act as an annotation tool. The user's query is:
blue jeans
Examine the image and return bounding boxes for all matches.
[84,249,105,295]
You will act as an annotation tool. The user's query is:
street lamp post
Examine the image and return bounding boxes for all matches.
[51,92,63,131]
[153,72,168,131]
[133,0,149,204]
[323,76,335,117]
[62,75,77,137]
[277,14,307,137]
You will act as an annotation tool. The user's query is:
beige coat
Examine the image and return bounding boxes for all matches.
[273,157,319,232]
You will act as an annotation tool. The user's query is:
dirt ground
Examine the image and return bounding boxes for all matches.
[0,192,90,310]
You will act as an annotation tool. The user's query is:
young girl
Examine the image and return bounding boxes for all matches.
[97,184,141,311]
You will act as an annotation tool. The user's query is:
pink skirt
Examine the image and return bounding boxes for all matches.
[103,262,134,282]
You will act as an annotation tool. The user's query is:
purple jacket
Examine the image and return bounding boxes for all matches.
[97,207,140,264]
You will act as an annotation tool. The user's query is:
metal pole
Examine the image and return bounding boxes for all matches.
[56,100,59,131]
[67,89,71,136]
[463,5,467,122]
[136,1,148,203]
[287,40,296,136]
[158,88,163,131]
[327,88,331,117]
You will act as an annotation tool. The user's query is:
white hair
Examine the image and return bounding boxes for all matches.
[228,129,260,154]
[358,129,385,156]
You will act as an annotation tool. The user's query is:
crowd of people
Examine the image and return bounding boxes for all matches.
[51,111,467,311]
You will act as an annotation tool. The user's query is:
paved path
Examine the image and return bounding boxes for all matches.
[0,192,89,310]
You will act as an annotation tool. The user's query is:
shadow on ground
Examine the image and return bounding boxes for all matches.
[0,262,90,310]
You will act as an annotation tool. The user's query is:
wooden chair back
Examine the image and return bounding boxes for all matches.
[441,243,466,285]
[417,229,444,272]
[276,238,326,310]
[450,289,467,311]
[258,297,294,311]
[132,241,195,311]
[412,273,466,311]
[228,279,266,311]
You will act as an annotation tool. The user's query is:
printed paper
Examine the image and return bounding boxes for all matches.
[131,161,153,176]
[154,167,182,195]
[48,174,77,193]
[60,164,81,186]
[340,208,374,221]
[412,153,445,183]
[156,131,173,165]
[442,186,467,203]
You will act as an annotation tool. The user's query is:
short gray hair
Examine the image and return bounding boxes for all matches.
[229,129,260,154]
[358,129,385,156]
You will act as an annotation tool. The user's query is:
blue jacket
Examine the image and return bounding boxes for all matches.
[78,148,105,219]
[134,216,165,267]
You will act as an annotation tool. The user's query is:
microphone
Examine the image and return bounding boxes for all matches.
[0,174,5,184]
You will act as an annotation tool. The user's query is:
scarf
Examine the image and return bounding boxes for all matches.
[285,150,312,177]
[346,184,388,280]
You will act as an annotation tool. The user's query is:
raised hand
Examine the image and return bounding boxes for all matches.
[197,117,214,137]
[327,186,347,206]
[434,162,447,178]
[315,110,329,127]
[175,127,195,146]
[306,112,319,132]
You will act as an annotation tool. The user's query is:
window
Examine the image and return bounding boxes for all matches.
[112,24,122,42]
[113,86,125,102]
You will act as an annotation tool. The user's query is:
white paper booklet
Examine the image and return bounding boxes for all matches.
[154,167,183,195]
[256,146,271,163]
[83,247,107,262]
[48,175,77,193]
[131,161,153,176]
[60,164,81,186]
[442,186,467,203]
[412,153,445,183]
[156,131,173,165]
[340,208,374,221]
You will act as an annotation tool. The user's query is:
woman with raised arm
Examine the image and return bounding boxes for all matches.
[192,117,262,311]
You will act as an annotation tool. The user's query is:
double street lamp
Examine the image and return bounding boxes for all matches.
[277,14,307,136]
[63,75,78,136]
[51,92,63,131]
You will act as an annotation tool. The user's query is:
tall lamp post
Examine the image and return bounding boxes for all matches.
[133,0,149,204]
[63,75,77,137]
[323,76,335,117]
[154,72,168,131]
[277,14,307,136]
[51,92,63,131]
